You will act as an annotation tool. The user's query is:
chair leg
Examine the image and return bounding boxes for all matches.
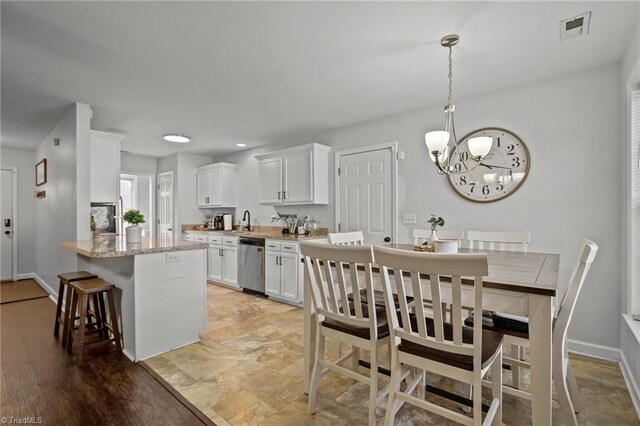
[566,360,583,414]
[65,290,79,354]
[61,282,74,349]
[383,346,402,426]
[54,280,65,337]
[416,369,426,400]
[368,343,378,426]
[491,350,503,425]
[75,293,89,366]
[308,329,325,414]
[553,356,578,426]
[473,371,483,426]
[511,344,521,389]
[352,346,361,372]
[106,291,122,352]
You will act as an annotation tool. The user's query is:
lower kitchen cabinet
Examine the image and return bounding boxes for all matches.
[206,235,239,289]
[265,240,302,305]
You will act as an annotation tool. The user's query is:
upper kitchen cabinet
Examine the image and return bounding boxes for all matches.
[255,143,330,205]
[90,130,124,203]
[196,162,237,208]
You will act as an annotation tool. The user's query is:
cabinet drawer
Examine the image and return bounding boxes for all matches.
[223,237,238,247]
[281,243,298,253]
[183,234,194,241]
[265,240,281,252]
[208,235,223,245]
[193,234,208,243]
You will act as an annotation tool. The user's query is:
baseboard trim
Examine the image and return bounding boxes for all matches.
[620,351,640,419]
[567,339,621,361]
[16,272,58,298]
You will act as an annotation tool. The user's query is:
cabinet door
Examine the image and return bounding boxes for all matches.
[222,247,238,287]
[283,151,313,204]
[208,245,223,282]
[258,158,283,204]
[197,170,211,206]
[209,167,222,206]
[265,251,281,296]
[280,252,299,302]
[90,136,121,203]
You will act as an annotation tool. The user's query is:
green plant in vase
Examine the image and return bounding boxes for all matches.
[425,214,445,245]
[123,209,145,243]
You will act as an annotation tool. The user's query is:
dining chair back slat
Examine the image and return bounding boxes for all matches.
[466,230,530,252]
[301,242,377,330]
[413,229,464,247]
[373,246,488,359]
[329,231,365,246]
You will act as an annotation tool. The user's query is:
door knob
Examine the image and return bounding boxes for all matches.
[383,236,391,243]
[4,231,11,235]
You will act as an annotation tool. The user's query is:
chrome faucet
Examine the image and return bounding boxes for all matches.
[242,210,251,232]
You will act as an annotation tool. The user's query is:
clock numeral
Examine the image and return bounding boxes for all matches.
[459,152,469,162]
[453,162,462,173]
[482,185,490,196]
[496,137,501,148]
[507,144,515,155]
[496,183,504,191]
[459,176,467,186]
[512,157,521,168]
[469,182,476,193]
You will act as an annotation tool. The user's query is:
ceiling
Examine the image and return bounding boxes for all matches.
[2,2,638,158]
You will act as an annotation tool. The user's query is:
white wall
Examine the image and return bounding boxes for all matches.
[34,103,92,289]
[212,63,623,349]
[121,152,157,174]
[0,147,36,275]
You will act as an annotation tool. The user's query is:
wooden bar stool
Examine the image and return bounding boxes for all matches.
[54,271,98,348]
[65,278,122,366]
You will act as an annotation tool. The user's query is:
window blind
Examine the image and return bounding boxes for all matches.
[631,91,640,315]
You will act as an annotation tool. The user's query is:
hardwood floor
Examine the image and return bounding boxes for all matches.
[0,279,48,304]
[0,296,213,426]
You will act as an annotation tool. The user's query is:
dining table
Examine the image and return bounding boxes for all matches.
[302,244,560,425]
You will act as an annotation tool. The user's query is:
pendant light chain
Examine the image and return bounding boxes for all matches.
[448,45,453,107]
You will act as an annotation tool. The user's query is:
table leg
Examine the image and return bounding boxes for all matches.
[303,260,315,395]
[528,294,553,425]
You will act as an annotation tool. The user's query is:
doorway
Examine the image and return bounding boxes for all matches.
[1,168,17,281]
[157,171,174,240]
[121,173,155,238]
[335,143,397,245]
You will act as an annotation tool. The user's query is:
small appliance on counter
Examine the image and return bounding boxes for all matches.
[223,214,233,231]
[213,214,224,230]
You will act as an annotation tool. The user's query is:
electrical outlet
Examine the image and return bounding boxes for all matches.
[402,214,417,224]
[166,253,180,263]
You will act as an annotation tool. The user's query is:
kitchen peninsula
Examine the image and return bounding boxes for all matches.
[60,236,208,361]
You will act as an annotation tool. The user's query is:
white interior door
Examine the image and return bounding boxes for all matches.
[338,147,394,245]
[157,172,174,240]
[1,170,13,280]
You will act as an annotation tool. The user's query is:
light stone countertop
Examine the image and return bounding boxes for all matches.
[60,236,209,258]
[182,225,328,242]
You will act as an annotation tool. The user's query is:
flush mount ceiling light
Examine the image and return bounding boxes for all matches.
[163,134,190,143]
[236,143,246,147]
[424,35,492,175]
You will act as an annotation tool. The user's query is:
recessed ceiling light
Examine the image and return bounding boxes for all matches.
[236,143,246,147]
[163,134,190,143]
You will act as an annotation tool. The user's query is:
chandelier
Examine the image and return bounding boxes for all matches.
[425,34,492,175]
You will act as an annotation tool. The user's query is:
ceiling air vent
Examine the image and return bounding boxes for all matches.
[560,11,591,41]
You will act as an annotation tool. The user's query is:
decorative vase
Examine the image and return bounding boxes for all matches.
[428,229,439,246]
[126,224,142,244]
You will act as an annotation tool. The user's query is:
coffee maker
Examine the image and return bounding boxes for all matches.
[213,214,225,230]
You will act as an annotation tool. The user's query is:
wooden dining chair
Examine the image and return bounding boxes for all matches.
[465,239,598,426]
[466,230,530,252]
[328,231,365,245]
[373,246,503,426]
[413,229,465,247]
[301,241,391,426]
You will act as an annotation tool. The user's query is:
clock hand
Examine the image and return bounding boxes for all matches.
[479,162,512,170]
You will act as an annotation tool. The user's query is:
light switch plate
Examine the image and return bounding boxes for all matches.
[166,253,180,263]
[402,214,417,224]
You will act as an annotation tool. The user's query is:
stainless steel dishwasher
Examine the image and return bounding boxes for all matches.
[238,237,265,294]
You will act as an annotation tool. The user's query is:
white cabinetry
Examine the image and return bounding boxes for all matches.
[255,143,330,205]
[264,240,303,305]
[90,130,124,203]
[196,163,237,208]
[207,235,239,288]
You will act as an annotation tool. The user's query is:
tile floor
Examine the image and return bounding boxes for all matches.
[146,284,639,425]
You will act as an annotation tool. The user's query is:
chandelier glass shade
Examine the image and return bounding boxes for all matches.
[425,35,492,175]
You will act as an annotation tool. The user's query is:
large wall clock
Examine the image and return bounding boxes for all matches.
[447,127,530,202]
